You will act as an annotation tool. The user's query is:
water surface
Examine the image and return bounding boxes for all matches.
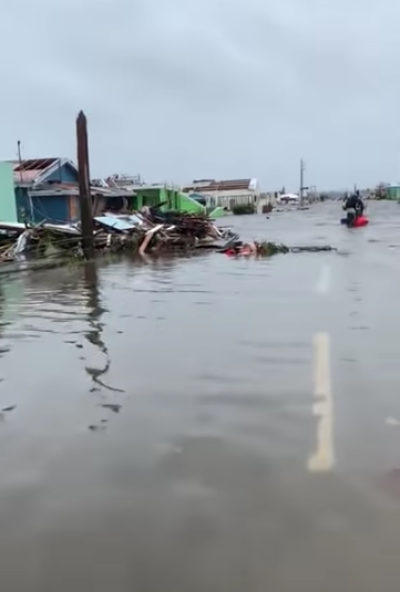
[1,201,400,590]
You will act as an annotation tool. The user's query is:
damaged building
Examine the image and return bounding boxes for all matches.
[0,158,132,225]
[182,178,260,211]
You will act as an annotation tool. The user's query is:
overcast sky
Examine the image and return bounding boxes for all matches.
[1,0,400,190]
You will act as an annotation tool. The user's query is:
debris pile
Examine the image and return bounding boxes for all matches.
[0,208,336,267]
[0,210,238,263]
[0,222,83,263]
[93,210,237,255]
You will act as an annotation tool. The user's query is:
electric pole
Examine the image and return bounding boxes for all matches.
[299,158,305,205]
[76,111,94,260]
[17,141,23,184]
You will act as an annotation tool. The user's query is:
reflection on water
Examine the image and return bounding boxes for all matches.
[82,262,125,432]
[83,262,123,394]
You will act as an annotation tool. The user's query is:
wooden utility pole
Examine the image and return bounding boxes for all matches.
[17,141,23,184]
[76,111,94,260]
[299,158,305,205]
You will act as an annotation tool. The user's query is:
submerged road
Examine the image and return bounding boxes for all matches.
[1,201,400,589]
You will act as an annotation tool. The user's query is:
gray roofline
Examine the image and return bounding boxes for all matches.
[29,187,131,198]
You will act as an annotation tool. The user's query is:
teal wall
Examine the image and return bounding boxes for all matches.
[0,163,17,222]
[387,186,400,200]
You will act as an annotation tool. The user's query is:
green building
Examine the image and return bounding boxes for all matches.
[387,185,400,200]
[132,185,206,214]
[0,162,18,222]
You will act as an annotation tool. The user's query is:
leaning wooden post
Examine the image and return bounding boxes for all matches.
[76,110,94,260]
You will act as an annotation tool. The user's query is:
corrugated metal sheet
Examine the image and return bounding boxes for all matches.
[11,158,58,184]
[94,214,144,232]
[7,158,79,186]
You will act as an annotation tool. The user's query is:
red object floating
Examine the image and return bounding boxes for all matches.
[353,215,369,227]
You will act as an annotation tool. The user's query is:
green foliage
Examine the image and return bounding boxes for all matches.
[256,242,289,256]
[232,204,256,215]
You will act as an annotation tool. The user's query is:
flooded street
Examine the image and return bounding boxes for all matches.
[2,200,400,589]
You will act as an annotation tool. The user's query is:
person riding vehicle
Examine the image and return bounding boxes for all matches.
[342,190,364,227]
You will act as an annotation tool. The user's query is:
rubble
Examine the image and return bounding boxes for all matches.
[0,209,238,264]
[0,207,336,267]
[92,209,238,255]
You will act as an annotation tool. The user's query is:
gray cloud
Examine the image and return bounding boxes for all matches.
[1,0,400,189]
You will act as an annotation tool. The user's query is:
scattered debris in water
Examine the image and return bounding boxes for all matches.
[289,245,337,253]
[223,241,336,257]
[2,405,16,413]
[88,424,106,432]
[101,404,122,414]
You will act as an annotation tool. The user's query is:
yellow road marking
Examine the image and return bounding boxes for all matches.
[308,332,335,472]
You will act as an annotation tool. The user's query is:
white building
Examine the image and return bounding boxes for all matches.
[182,178,260,210]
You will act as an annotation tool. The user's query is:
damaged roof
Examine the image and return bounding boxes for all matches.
[183,179,255,193]
[8,157,78,185]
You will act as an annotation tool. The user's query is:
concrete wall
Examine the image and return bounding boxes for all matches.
[257,193,276,213]
[189,189,259,210]
[133,188,162,210]
[0,162,18,222]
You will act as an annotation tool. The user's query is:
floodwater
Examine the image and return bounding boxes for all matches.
[1,201,400,590]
